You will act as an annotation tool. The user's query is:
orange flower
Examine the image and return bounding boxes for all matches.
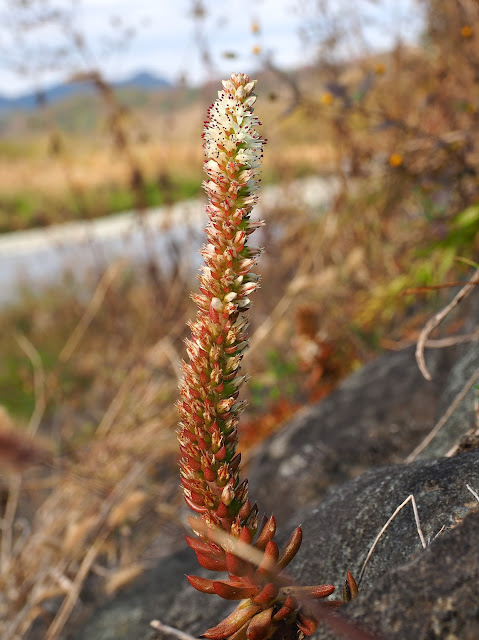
[389,152,403,168]
[321,91,334,106]
[375,62,386,75]
[252,44,261,55]
[461,25,473,38]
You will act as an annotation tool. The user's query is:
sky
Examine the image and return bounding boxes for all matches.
[0,0,424,97]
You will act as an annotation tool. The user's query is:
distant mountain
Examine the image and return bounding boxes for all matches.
[0,71,171,112]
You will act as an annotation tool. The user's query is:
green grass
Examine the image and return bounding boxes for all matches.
[0,173,204,233]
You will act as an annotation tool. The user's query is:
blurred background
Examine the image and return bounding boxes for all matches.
[0,1,478,638]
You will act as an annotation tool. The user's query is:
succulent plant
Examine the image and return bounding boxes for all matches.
[177,73,344,640]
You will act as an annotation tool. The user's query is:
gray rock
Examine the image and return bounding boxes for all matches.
[286,450,479,595]
[72,451,479,640]
[315,509,479,640]
[246,345,457,526]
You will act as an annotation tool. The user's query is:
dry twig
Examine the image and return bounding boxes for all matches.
[406,365,479,463]
[416,268,479,380]
[466,484,479,503]
[150,619,199,640]
[358,494,426,587]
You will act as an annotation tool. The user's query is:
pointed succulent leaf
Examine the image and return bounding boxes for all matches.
[203,602,262,640]
[254,515,276,551]
[246,607,274,640]
[251,581,279,605]
[226,551,254,577]
[272,595,298,622]
[212,580,258,601]
[195,551,228,572]
[187,575,217,594]
[280,584,336,600]
[185,535,223,557]
[296,611,318,637]
[276,526,303,571]
[255,539,279,579]
[343,570,359,602]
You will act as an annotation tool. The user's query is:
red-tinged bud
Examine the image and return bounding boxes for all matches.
[184,455,202,472]
[182,426,197,441]
[238,501,252,524]
[245,220,265,234]
[209,306,219,323]
[197,437,208,451]
[240,282,259,297]
[215,444,227,461]
[216,501,229,518]
[221,478,236,506]
[203,467,217,482]
[192,413,203,427]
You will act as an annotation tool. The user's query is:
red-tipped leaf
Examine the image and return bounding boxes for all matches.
[277,526,302,571]
[254,515,276,551]
[187,575,217,594]
[213,580,258,601]
[196,551,228,572]
[203,602,262,640]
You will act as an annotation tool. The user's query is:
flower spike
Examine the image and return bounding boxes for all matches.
[178,73,337,640]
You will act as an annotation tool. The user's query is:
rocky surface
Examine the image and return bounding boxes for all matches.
[316,509,479,640]
[72,451,479,640]
[246,344,458,526]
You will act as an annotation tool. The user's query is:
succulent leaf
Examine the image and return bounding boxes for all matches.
[203,602,262,640]
[246,607,274,640]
